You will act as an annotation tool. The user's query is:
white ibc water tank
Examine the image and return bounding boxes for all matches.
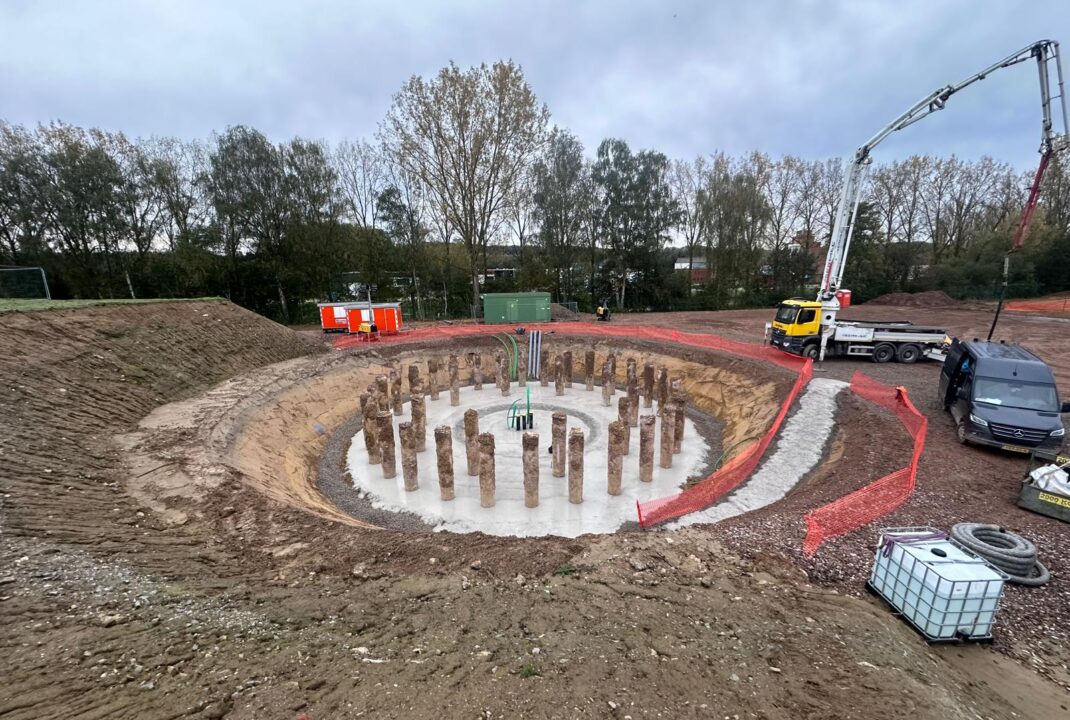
[869,527,1006,641]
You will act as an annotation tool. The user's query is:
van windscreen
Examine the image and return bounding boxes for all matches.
[973,377,1058,412]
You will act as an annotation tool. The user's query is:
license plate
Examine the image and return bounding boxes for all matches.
[1001,444,1031,454]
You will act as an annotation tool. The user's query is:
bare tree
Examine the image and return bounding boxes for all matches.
[508,166,537,262]
[381,61,549,316]
[147,137,209,250]
[669,155,709,293]
[792,159,824,259]
[921,157,955,263]
[759,154,802,288]
[817,157,844,245]
[869,161,905,248]
[379,164,429,318]
[335,139,384,229]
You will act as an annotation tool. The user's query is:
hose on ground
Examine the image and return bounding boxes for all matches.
[950,523,1050,587]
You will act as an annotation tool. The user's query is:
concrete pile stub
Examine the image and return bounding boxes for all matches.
[659,403,676,469]
[377,411,397,479]
[601,360,613,407]
[472,355,483,391]
[427,358,440,401]
[642,363,655,408]
[390,370,403,416]
[399,421,418,491]
[478,432,496,508]
[551,411,567,478]
[522,431,539,508]
[656,366,669,415]
[568,427,584,504]
[464,409,480,477]
[448,356,460,406]
[363,397,382,465]
[411,387,427,452]
[435,425,455,501]
[607,420,625,496]
[617,396,631,453]
[639,415,655,482]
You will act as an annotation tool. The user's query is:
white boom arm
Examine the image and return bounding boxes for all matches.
[818,40,1068,302]
[817,40,1068,360]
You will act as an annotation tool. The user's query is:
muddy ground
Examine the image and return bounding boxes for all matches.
[2,299,1069,719]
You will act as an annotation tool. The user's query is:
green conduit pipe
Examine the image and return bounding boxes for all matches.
[492,333,520,380]
[714,436,762,471]
[508,334,519,380]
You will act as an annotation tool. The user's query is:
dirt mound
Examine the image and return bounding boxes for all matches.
[867,290,962,307]
[550,302,581,321]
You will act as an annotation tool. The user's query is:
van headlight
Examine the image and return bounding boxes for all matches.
[1051,427,1065,437]
[969,413,988,428]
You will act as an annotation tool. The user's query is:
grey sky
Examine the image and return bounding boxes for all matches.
[1,1,1066,169]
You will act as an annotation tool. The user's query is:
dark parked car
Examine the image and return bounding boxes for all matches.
[939,340,1069,453]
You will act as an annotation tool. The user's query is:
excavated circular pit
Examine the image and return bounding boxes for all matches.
[129,333,795,537]
[340,383,717,537]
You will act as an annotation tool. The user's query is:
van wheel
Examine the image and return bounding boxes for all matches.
[897,344,921,364]
[872,343,895,363]
[956,420,970,445]
[802,344,820,360]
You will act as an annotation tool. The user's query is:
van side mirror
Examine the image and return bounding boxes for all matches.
[1062,401,1070,414]
[957,386,970,401]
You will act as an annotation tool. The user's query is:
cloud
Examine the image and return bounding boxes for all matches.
[0,0,1065,168]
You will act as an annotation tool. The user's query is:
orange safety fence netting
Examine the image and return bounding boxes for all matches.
[333,321,810,373]
[1005,297,1070,315]
[801,371,927,556]
[636,359,813,528]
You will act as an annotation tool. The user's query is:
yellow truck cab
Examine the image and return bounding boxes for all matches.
[768,298,949,362]
[769,299,823,358]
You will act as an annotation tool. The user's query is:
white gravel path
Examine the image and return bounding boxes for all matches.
[669,377,848,528]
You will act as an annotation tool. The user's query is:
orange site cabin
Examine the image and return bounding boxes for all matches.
[317,302,357,332]
[345,303,403,335]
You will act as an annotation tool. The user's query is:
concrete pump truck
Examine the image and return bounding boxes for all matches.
[769,40,1069,362]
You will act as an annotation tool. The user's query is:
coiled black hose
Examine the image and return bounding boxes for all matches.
[950,523,1050,586]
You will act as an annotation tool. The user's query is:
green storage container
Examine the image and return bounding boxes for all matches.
[483,292,551,324]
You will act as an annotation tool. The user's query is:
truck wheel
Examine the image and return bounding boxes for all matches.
[802,344,819,360]
[897,344,921,364]
[872,343,895,363]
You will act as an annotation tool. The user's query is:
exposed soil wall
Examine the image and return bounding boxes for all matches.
[0,300,316,561]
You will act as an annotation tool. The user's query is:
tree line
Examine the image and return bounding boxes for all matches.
[2,59,1069,322]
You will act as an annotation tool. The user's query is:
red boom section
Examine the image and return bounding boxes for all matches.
[1012,150,1052,251]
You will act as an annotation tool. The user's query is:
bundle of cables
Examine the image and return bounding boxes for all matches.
[950,523,1050,586]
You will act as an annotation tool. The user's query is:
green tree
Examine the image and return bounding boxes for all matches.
[382,60,549,316]
[377,179,429,318]
[591,138,681,308]
[532,128,590,302]
[40,124,130,298]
